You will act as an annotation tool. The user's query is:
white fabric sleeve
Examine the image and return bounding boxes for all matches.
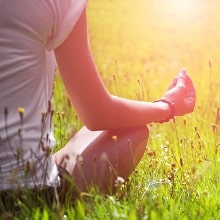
[46,0,87,51]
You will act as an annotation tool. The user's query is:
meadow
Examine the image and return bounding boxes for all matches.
[3,0,220,219]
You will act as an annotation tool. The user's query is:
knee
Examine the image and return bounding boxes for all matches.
[130,125,149,146]
[131,125,149,164]
[140,125,150,145]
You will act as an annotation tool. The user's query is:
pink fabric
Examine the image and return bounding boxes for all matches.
[0,0,87,190]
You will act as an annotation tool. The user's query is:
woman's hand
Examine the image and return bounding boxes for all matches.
[162,68,196,116]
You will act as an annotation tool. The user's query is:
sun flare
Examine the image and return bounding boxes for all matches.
[150,0,207,29]
[171,0,198,13]
[170,0,196,12]
[166,0,204,18]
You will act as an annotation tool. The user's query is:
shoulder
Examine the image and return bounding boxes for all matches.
[0,0,87,50]
[46,0,88,50]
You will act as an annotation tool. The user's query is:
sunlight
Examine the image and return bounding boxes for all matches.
[171,0,198,14]
[161,0,204,20]
[150,0,207,29]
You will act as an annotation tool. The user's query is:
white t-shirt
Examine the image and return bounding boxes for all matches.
[0,0,87,191]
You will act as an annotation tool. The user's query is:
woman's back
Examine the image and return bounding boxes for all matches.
[0,0,86,191]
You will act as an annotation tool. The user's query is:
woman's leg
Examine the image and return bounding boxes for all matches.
[52,126,149,194]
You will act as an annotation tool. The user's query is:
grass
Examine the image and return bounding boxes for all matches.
[2,0,220,219]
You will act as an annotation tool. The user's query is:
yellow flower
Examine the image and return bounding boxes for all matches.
[18,107,25,114]
[112,135,117,141]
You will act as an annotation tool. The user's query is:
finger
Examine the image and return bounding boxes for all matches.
[180,67,187,74]
[177,68,187,81]
[168,68,186,90]
[171,68,187,90]
[176,74,186,88]
[167,77,177,90]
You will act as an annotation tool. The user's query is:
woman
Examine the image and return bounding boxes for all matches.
[0,0,195,195]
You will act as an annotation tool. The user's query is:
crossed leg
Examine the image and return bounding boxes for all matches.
[52,125,149,194]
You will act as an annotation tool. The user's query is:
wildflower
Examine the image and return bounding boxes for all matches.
[66,95,71,108]
[57,111,60,117]
[171,163,176,169]
[215,108,220,125]
[112,135,117,141]
[115,176,125,187]
[180,157,184,167]
[147,150,155,157]
[18,107,25,120]
[60,111,65,119]
[211,123,218,133]
[191,165,196,174]
[18,107,25,114]
[203,190,209,197]
[196,132,201,140]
